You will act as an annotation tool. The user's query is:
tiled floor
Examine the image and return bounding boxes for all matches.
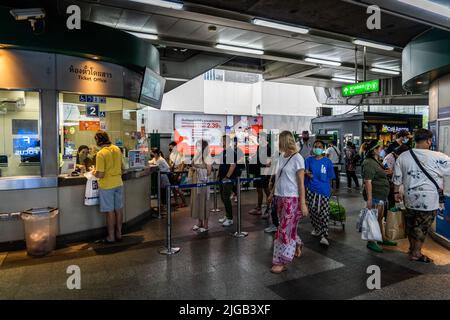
[0,187,449,300]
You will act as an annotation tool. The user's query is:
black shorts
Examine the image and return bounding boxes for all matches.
[254,175,270,189]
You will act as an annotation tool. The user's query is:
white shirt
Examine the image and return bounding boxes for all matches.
[150,157,171,187]
[383,153,396,171]
[393,149,450,211]
[169,149,183,167]
[274,153,305,197]
[326,146,340,165]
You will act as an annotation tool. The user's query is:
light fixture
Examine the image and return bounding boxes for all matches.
[398,0,450,19]
[353,39,395,51]
[215,44,264,55]
[304,57,342,66]
[332,77,355,83]
[165,77,189,82]
[370,68,400,75]
[252,18,309,34]
[126,31,159,40]
[92,56,99,60]
[129,0,183,10]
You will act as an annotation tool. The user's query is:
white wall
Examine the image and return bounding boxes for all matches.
[160,75,204,112]
[260,82,319,116]
[204,81,257,115]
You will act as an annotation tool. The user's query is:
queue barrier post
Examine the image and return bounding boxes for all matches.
[210,167,221,213]
[156,169,162,219]
[158,185,181,255]
[232,177,248,238]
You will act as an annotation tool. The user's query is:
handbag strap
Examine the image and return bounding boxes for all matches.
[409,150,441,191]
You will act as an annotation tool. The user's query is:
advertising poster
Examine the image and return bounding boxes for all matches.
[233,116,263,154]
[79,120,101,132]
[174,114,226,155]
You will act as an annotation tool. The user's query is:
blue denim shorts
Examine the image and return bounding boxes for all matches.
[99,186,124,212]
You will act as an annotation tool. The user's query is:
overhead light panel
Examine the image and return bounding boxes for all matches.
[215,44,264,55]
[353,39,395,51]
[130,0,183,10]
[126,31,159,40]
[398,0,450,19]
[252,18,309,34]
[332,77,355,83]
[305,57,341,66]
[370,68,400,75]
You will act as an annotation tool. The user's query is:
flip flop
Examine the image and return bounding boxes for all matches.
[270,265,287,274]
[410,255,433,263]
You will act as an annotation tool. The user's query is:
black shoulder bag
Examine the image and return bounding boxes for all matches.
[409,150,445,204]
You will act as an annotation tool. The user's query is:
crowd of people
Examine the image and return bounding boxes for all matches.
[87,127,449,272]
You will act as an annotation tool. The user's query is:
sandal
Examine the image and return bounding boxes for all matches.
[270,265,287,274]
[295,243,303,258]
[410,255,433,264]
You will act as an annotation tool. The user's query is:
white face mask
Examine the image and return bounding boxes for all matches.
[379,149,386,159]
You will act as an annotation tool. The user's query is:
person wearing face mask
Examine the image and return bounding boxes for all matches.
[386,130,411,155]
[304,141,335,246]
[299,130,313,159]
[361,140,397,253]
[393,129,450,263]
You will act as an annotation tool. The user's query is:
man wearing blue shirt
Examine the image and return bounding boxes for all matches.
[305,140,335,246]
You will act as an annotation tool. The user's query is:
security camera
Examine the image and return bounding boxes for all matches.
[10,8,46,32]
[10,8,45,20]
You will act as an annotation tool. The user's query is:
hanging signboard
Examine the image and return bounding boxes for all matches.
[342,79,380,97]
[79,121,100,132]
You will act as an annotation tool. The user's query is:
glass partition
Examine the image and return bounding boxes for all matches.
[0,90,41,178]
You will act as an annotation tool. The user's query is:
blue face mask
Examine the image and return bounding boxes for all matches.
[379,149,386,159]
[403,138,409,144]
[313,148,324,156]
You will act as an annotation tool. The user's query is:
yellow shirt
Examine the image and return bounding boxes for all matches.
[96,145,123,189]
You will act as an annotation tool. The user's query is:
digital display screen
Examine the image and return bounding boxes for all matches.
[13,136,40,162]
[139,67,166,109]
[12,119,38,135]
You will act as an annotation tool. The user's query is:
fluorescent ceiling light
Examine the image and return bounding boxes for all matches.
[252,18,309,34]
[165,77,189,82]
[353,39,395,51]
[130,0,183,10]
[370,68,400,75]
[332,77,355,83]
[126,31,158,40]
[398,0,450,18]
[215,44,264,55]
[304,57,341,66]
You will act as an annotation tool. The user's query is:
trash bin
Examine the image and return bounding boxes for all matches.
[21,207,58,256]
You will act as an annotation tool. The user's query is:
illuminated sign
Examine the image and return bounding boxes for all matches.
[381,125,409,133]
[342,79,380,97]
[13,136,40,157]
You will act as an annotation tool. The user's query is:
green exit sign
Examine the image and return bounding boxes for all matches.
[342,79,380,97]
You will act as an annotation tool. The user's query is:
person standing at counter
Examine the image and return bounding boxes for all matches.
[168,141,187,208]
[93,131,124,244]
[76,145,94,173]
[149,148,171,212]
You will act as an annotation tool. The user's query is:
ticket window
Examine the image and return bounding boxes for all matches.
[58,93,141,173]
[0,90,41,178]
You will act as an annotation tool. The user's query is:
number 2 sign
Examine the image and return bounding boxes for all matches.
[86,105,99,117]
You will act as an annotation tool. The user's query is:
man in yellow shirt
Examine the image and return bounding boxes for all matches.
[93,131,124,243]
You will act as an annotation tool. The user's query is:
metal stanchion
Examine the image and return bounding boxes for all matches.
[232,177,248,238]
[159,186,181,255]
[210,167,221,213]
[156,169,162,219]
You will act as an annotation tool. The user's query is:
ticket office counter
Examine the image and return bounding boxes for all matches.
[0,48,161,246]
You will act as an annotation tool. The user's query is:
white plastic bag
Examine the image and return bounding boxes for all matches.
[84,171,99,206]
[361,208,382,242]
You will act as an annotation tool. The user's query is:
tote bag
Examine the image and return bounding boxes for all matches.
[84,171,99,206]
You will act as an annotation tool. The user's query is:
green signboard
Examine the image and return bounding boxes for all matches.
[342,79,380,97]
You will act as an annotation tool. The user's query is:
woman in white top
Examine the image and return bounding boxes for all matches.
[269,131,308,274]
[189,140,212,233]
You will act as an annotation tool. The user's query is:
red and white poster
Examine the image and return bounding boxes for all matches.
[79,120,100,132]
[174,114,226,155]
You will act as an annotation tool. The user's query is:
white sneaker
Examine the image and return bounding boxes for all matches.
[198,227,209,233]
[264,225,277,233]
[218,216,227,223]
[222,219,234,227]
[192,225,200,231]
[320,236,329,246]
[311,230,320,237]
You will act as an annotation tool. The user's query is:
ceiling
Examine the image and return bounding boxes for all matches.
[0,0,442,90]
